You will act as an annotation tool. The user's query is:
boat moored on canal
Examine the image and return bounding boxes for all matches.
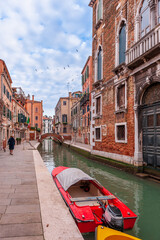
[95,226,141,240]
[52,166,137,233]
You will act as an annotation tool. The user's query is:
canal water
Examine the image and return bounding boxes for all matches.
[38,139,160,240]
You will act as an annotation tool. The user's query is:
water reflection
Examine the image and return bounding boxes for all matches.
[38,139,160,240]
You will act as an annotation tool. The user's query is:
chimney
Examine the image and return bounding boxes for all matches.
[69,92,72,98]
[32,95,34,101]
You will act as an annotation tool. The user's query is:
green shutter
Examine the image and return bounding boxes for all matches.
[3,105,5,116]
[9,110,10,120]
[82,75,84,85]
[87,65,89,78]
[18,113,20,123]
[7,108,9,119]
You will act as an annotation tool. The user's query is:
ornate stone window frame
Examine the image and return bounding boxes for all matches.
[115,78,127,113]
[95,125,102,142]
[94,93,102,118]
[94,45,103,83]
[115,19,128,67]
[96,0,103,24]
[135,0,157,42]
[115,122,127,143]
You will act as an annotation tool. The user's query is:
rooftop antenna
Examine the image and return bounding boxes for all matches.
[67,81,70,93]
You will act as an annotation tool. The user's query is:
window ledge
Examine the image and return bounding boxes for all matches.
[115,140,127,144]
[95,139,102,142]
[95,19,103,30]
[115,108,127,114]
[92,79,103,89]
[113,63,127,77]
[93,114,102,119]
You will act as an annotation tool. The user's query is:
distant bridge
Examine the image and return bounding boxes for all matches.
[39,133,63,144]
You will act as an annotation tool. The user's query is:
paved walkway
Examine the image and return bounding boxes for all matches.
[0,141,43,240]
[64,141,91,152]
[0,141,83,240]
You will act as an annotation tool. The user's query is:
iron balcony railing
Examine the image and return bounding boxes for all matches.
[80,93,90,107]
[126,24,160,68]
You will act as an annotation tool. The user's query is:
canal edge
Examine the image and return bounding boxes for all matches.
[63,142,160,182]
[33,142,84,240]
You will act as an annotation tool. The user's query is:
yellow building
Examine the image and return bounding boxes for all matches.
[55,92,81,138]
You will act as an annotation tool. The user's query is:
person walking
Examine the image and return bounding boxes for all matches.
[8,136,15,155]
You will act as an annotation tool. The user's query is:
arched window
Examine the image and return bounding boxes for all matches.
[96,0,103,23]
[140,0,150,37]
[119,22,126,65]
[97,46,102,81]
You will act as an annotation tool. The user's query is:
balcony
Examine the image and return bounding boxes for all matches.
[80,93,89,107]
[126,24,160,69]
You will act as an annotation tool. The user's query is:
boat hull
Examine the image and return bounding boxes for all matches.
[52,166,137,233]
[95,226,141,240]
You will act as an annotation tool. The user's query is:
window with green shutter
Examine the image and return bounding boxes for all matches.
[3,105,6,116]
[18,113,21,123]
[7,108,9,119]
[3,85,6,94]
[9,110,12,120]
[87,65,89,78]
[82,75,84,85]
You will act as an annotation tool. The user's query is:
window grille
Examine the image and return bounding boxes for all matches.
[95,128,101,140]
[117,125,125,140]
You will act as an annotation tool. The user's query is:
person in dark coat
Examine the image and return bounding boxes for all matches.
[8,136,15,155]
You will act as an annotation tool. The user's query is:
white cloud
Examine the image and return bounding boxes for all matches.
[0,0,92,115]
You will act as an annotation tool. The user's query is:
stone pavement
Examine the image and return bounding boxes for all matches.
[0,141,43,240]
[0,141,84,240]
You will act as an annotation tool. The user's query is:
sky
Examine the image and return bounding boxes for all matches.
[0,0,92,116]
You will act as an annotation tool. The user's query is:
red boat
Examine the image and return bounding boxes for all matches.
[52,166,137,233]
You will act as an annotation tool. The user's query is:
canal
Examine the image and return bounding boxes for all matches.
[38,139,160,240]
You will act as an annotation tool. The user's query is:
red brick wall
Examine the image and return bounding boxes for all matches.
[91,0,136,158]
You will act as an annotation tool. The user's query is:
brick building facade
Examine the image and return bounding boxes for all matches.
[0,60,13,148]
[89,0,160,167]
[55,92,81,138]
[71,100,82,143]
[81,56,92,144]
[25,95,43,140]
